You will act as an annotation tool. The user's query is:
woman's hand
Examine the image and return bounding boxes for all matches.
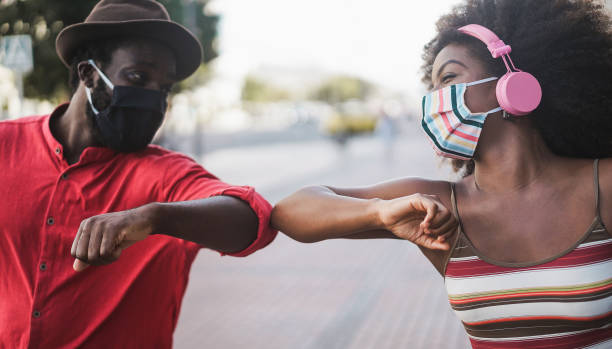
[377,194,458,250]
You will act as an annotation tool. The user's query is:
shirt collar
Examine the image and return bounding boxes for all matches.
[42,103,117,166]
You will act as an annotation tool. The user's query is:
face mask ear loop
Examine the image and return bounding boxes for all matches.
[483,106,503,117]
[466,76,498,87]
[87,59,114,89]
[85,87,100,115]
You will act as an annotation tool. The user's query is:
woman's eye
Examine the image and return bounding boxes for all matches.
[442,74,456,83]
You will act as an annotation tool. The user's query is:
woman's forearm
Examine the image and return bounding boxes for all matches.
[271,186,387,242]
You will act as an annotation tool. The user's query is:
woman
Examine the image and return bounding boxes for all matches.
[272,0,612,347]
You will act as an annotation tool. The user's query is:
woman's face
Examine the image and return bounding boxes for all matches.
[431,43,499,114]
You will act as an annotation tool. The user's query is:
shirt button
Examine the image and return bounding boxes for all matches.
[40,262,47,271]
[47,217,54,225]
[32,310,41,318]
[55,147,61,155]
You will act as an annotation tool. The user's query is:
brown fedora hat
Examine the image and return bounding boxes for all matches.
[56,0,203,80]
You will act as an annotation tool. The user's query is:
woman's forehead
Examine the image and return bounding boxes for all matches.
[432,43,483,79]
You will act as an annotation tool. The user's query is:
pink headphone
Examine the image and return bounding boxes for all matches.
[458,24,542,116]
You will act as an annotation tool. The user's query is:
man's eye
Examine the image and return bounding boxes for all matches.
[128,72,146,82]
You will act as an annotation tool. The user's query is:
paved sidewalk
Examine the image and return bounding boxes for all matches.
[174,126,471,348]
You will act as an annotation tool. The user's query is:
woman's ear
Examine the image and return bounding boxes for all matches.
[77,61,95,89]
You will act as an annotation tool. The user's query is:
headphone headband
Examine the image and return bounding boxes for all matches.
[455,24,542,116]
[458,24,512,58]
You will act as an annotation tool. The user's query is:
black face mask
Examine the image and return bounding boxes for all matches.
[85,59,167,153]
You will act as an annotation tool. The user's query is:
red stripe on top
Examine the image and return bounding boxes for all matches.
[440,111,479,142]
[449,281,612,305]
[469,324,612,349]
[437,88,445,114]
[446,240,612,278]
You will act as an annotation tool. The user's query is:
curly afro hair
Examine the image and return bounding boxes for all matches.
[421,0,612,176]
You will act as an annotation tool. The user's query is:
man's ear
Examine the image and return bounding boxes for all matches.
[77,61,95,89]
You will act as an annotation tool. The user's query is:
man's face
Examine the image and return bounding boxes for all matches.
[87,38,178,111]
[84,38,178,147]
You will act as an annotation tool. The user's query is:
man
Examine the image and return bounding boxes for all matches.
[0,0,277,347]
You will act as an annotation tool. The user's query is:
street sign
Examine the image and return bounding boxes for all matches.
[0,35,33,73]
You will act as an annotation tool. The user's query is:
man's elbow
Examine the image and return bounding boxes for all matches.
[219,199,260,254]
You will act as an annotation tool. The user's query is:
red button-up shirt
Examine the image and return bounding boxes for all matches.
[0,105,277,348]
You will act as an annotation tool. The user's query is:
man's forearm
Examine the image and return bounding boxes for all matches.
[147,196,259,254]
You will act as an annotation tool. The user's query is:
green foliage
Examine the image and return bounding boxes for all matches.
[0,0,218,101]
[177,64,212,92]
[158,0,218,63]
[310,76,372,104]
[241,76,289,102]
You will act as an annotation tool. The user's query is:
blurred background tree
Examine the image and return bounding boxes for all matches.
[241,76,290,103]
[309,76,372,105]
[0,0,218,102]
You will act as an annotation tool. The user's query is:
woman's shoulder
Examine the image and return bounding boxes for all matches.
[597,157,612,171]
[559,157,608,187]
[593,158,612,228]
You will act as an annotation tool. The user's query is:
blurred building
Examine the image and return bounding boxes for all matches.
[0,66,19,119]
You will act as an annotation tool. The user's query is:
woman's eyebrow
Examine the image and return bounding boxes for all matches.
[434,59,468,80]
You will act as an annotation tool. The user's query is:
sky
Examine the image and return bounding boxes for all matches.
[208,0,464,98]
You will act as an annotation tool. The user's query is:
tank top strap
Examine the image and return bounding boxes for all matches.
[593,159,601,218]
[443,183,468,275]
[450,183,465,233]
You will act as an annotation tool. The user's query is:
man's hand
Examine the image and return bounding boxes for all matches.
[378,194,458,250]
[70,204,158,271]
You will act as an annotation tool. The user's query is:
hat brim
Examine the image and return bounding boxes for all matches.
[56,20,203,81]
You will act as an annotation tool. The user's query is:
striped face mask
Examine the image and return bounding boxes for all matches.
[421,77,502,160]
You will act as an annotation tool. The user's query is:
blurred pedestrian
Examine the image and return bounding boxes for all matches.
[376,109,397,163]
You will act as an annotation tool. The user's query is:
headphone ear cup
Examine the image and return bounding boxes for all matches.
[496,72,542,116]
[496,73,512,112]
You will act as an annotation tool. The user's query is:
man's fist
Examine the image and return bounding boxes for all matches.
[70,204,158,271]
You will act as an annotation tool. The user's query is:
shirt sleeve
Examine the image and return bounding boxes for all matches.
[160,153,277,257]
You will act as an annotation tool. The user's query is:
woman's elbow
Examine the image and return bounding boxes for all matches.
[271,204,321,244]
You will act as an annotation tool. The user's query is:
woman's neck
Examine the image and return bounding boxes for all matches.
[471,114,562,194]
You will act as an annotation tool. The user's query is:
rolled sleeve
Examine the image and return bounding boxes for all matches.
[210,186,277,257]
[160,152,277,256]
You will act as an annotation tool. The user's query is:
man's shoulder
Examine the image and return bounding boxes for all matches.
[0,115,47,142]
[133,144,213,175]
[130,145,220,194]
[0,115,46,129]
[139,144,198,164]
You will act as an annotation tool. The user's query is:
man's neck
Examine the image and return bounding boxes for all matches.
[50,87,101,164]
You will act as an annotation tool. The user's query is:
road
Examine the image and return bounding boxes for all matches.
[172,124,471,349]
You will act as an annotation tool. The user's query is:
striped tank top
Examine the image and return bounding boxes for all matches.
[444,159,612,348]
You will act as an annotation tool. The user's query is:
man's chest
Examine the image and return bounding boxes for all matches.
[0,157,197,315]
[0,161,164,265]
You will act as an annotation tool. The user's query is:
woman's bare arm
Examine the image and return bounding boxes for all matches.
[271,178,457,250]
